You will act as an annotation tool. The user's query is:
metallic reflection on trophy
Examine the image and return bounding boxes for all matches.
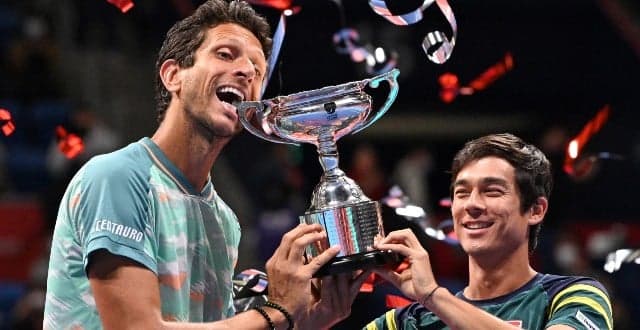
[236,69,401,276]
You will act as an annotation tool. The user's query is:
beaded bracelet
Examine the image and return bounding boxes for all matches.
[419,285,441,306]
[252,306,275,330]
[264,301,294,330]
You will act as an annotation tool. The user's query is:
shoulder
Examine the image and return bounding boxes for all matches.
[539,273,609,300]
[541,273,613,330]
[65,140,153,210]
[71,142,152,191]
[82,140,151,182]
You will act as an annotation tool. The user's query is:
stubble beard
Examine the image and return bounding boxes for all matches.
[188,106,239,144]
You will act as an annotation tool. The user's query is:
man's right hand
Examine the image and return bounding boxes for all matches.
[265,223,368,329]
[265,224,338,317]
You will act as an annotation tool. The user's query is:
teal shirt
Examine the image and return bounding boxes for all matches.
[44,138,241,329]
[365,273,613,330]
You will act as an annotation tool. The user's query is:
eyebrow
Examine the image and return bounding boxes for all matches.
[453,177,509,188]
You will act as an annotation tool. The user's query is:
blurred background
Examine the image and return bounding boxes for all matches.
[0,0,639,328]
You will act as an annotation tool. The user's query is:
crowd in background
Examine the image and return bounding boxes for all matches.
[0,1,639,329]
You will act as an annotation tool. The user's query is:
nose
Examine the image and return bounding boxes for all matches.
[234,57,255,83]
[464,190,486,217]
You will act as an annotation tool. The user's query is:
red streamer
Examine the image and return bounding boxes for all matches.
[438,73,459,104]
[56,125,85,159]
[438,53,514,103]
[467,52,514,92]
[0,109,15,136]
[246,0,293,11]
[107,0,134,13]
[563,105,611,176]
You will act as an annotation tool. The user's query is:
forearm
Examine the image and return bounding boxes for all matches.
[422,287,520,330]
[159,308,289,330]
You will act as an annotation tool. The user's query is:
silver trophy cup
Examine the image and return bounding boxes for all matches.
[237,69,401,276]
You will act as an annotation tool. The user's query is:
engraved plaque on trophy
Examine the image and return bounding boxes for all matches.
[236,69,401,277]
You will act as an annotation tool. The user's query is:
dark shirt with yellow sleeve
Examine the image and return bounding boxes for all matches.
[364,273,612,330]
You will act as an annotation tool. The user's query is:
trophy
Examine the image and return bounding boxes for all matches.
[236,69,401,276]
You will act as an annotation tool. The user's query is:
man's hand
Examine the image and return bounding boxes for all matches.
[373,229,439,301]
[300,270,372,330]
[265,223,369,329]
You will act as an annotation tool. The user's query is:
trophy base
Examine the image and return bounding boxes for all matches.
[312,250,402,278]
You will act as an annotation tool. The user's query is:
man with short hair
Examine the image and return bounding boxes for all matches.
[366,133,613,329]
[44,1,367,329]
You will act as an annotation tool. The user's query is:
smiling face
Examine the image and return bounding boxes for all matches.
[451,156,541,258]
[176,23,266,138]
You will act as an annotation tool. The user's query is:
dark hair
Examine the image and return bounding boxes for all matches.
[450,133,553,252]
[154,0,272,123]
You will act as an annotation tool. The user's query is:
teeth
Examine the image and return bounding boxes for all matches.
[218,86,245,102]
[464,222,491,229]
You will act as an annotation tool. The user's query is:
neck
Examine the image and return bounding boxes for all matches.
[151,108,229,192]
[464,244,536,300]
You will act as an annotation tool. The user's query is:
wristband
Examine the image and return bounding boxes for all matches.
[264,301,294,330]
[252,306,275,330]
[419,285,441,306]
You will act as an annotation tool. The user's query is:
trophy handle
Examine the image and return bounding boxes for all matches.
[236,101,300,145]
[352,68,400,134]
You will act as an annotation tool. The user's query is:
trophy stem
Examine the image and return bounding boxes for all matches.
[317,132,339,174]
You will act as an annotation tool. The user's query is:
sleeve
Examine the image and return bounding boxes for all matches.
[70,155,158,275]
[362,303,436,330]
[363,310,395,330]
[546,281,613,330]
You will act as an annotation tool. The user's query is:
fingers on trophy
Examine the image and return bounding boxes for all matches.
[237,69,401,277]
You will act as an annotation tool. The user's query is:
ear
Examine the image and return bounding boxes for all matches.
[528,196,548,226]
[159,59,181,94]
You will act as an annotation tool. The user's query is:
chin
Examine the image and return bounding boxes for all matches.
[461,241,491,255]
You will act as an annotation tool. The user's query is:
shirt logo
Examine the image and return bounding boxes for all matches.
[506,320,523,328]
[576,310,600,330]
[93,219,144,242]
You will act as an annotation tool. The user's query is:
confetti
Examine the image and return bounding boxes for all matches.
[369,0,433,25]
[0,109,16,136]
[56,125,85,159]
[437,73,459,103]
[261,13,287,96]
[420,0,457,64]
[332,28,369,63]
[563,105,611,177]
[466,52,513,92]
[107,0,134,13]
[246,0,293,11]
[386,294,413,308]
[438,53,514,103]
[369,0,457,64]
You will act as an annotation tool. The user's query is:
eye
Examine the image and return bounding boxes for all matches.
[484,187,505,197]
[454,189,469,198]
[216,49,234,61]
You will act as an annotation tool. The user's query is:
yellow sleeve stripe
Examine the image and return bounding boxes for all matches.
[550,284,612,317]
[385,309,398,330]
[363,309,396,330]
[365,321,378,330]
[552,296,612,330]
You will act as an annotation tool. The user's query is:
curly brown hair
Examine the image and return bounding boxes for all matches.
[450,133,553,252]
[154,0,272,123]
